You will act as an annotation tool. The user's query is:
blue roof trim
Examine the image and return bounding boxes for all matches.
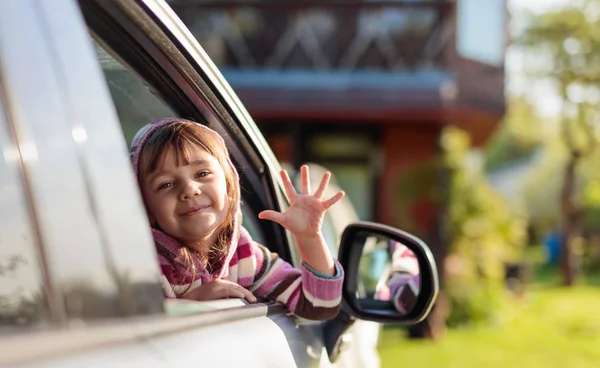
[220,68,453,91]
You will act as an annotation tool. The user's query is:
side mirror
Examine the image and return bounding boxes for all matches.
[338,221,439,324]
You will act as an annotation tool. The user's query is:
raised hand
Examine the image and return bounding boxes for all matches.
[258,165,344,238]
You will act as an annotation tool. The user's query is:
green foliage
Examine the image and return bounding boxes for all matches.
[516,1,600,239]
[515,1,600,244]
[517,1,600,89]
[442,127,528,326]
[483,97,543,172]
[445,281,509,328]
[483,128,537,172]
[578,150,600,233]
[521,141,566,236]
[392,126,528,326]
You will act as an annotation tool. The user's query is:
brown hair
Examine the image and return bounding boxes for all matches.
[138,121,239,289]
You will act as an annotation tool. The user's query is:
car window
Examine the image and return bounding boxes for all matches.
[240,200,266,245]
[92,36,271,247]
[321,214,339,258]
[89,34,283,311]
[91,39,178,144]
[0,91,49,332]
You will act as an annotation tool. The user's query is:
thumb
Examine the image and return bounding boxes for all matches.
[258,210,285,225]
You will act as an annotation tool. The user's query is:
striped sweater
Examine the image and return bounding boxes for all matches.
[375,243,420,314]
[154,226,344,321]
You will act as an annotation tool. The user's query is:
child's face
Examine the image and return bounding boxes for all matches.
[141,145,229,246]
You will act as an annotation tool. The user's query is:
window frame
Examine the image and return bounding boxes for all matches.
[79,0,297,263]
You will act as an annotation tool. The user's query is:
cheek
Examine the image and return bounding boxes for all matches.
[143,194,160,221]
[143,190,170,219]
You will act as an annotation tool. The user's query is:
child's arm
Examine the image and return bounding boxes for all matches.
[388,273,420,314]
[387,246,420,314]
[233,228,343,321]
[257,165,344,276]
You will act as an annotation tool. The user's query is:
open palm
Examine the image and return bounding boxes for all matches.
[258,165,344,237]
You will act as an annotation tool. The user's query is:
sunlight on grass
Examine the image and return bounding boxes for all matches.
[378,285,600,367]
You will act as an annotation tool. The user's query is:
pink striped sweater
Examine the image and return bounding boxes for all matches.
[154,226,344,320]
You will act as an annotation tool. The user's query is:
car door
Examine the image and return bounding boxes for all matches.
[0,0,331,367]
[82,2,331,366]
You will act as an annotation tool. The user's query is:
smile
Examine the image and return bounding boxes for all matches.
[181,205,210,216]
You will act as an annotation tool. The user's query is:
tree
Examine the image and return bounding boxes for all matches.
[394,127,528,329]
[484,96,543,173]
[518,0,600,285]
[442,127,527,327]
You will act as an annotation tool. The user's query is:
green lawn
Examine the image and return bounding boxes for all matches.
[378,272,600,367]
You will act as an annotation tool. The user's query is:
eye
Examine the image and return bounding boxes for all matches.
[158,182,174,190]
[195,171,210,179]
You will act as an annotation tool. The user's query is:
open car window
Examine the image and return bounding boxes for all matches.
[89,31,282,313]
[92,35,270,253]
[240,200,266,245]
[82,1,293,262]
[92,38,179,144]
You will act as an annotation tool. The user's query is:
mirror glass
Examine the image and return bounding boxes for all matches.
[356,231,421,316]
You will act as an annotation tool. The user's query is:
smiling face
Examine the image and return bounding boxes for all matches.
[136,122,239,254]
[141,145,229,247]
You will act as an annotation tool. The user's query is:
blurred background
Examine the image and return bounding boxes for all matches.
[167,0,600,366]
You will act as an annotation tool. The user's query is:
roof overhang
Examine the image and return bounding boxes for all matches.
[222,68,503,146]
[222,68,455,121]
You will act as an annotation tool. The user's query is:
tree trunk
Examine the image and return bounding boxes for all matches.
[560,155,580,286]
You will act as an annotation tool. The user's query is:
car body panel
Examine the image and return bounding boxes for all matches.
[5,301,302,367]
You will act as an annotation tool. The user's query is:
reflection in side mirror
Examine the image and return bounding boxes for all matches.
[339,222,438,325]
[357,235,420,316]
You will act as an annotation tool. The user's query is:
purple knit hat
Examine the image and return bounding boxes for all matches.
[130,118,241,281]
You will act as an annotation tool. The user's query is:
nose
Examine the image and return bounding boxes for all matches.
[180,180,201,200]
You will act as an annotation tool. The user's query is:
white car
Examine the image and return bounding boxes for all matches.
[0,1,438,367]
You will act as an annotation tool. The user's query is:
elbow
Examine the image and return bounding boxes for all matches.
[292,300,342,321]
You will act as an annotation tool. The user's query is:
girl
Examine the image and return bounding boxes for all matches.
[130,118,345,321]
[375,242,420,315]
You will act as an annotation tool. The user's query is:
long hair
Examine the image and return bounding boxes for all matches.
[138,121,239,290]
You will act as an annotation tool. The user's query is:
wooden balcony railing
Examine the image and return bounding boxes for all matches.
[170,0,455,71]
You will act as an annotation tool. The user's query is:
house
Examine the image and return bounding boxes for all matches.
[169,0,507,266]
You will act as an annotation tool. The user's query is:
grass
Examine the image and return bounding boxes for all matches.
[378,265,600,368]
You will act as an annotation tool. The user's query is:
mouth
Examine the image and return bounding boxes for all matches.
[181,205,210,216]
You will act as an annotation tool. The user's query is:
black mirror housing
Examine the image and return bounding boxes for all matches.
[338,221,439,324]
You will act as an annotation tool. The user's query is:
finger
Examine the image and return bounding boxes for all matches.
[238,287,257,303]
[230,290,246,299]
[280,169,297,201]
[212,280,240,299]
[230,284,257,303]
[313,171,331,199]
[215,281,246,300]
[300,165,310,195]
[258,210,285,225]
[322,191,345,209]
[211,287,240,300]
